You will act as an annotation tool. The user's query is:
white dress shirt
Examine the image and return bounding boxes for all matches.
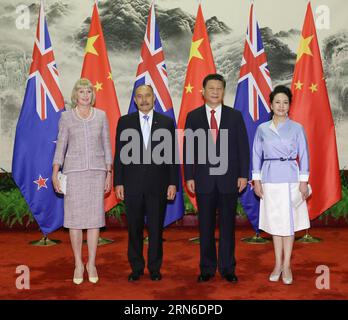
[139,109,154,131]
[139,109,153,147]
[205,104,222,129]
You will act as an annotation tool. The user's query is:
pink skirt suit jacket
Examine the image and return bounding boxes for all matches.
[53,108,112,229]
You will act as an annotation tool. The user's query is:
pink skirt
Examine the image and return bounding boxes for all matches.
[63,170,106,229]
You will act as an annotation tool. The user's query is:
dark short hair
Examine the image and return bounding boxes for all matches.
[269,85,292,104]
[203,74,226,89]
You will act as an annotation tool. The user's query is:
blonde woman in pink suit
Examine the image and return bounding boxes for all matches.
[52,78,112,285]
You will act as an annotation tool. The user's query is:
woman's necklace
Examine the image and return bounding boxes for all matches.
[76,106,93,120]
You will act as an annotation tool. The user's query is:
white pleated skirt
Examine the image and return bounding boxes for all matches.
[259,183,310,236]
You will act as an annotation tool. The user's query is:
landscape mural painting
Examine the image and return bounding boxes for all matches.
[0,0,347,171]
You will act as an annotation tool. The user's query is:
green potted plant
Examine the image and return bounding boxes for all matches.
[0,188,34,228]
[105,201,126,226]
[317,171,348,226]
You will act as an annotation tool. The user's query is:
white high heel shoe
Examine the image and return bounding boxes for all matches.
[86,263,99,284]
[282,268,293,285]
[73,266,84,285]
[269,268,283,282]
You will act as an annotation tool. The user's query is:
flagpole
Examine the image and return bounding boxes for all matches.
[186,1,200,243]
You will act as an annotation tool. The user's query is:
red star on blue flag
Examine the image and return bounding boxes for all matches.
[33,175,49,190]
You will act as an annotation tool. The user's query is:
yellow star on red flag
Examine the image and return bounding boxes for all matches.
[296,35,313,62]
[185,83,194,93]
[189,38,204,63]
[85,35,99,56]
[94,81,103,91]
[309,83,318,93]
[294,80,304,90]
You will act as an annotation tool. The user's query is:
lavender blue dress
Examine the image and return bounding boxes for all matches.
[252,118,310,236]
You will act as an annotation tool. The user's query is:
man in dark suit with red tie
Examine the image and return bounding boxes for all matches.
[114,84,178,282]
[184,74,250,283]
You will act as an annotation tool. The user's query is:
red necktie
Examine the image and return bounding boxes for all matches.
[210,109,218,143]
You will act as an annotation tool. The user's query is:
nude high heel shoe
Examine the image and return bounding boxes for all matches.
[269,268,282,282]
[282,268,293,285]
[73,265,84,285]
[86,263,99,284]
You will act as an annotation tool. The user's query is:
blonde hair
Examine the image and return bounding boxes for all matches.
[71,78,96,108]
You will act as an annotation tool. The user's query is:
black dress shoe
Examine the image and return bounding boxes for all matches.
[197,274,214,282]
[128,272,142,282]
[224,273,238,283]
[150,272,162,281]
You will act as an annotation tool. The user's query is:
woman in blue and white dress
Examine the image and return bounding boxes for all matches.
[252,85,310,285]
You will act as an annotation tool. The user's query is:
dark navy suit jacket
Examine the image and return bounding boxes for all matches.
[184,105,250,194]
[114,111,178,196]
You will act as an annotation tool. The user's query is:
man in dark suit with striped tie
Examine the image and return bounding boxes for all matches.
[184,74,250,283]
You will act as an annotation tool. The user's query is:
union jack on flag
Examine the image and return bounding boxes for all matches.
[12,1,65,235]
[29,4,64,119]
[234,2,272,232]
[128,4,184,227]
[129,5,172,114]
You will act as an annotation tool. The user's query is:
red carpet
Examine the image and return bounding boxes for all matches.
[0,227,347,300]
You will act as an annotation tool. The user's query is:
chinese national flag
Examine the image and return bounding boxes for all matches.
[289,2,341,220]
[177,4,216,209]
[81,3,121,211]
